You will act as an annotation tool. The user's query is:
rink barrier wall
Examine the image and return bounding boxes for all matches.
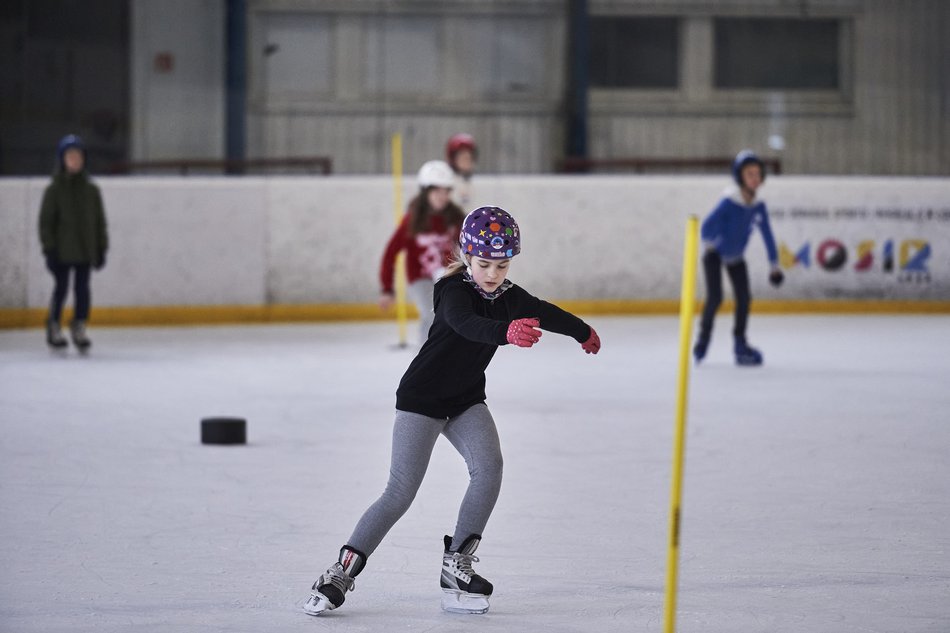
[2,175,948,329]
[2,299,949,330]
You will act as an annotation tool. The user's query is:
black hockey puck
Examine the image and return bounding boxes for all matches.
[201,417,247,445]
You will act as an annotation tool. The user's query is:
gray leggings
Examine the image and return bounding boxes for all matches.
[347,403,503,556]
[406,278,435,344]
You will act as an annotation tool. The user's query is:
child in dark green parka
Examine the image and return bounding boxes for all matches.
[38,134,109,351]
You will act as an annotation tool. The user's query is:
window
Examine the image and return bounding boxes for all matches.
[589,17,679,89]
[714,18,840,89]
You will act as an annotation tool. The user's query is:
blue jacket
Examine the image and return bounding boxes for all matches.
[701,189,778,265]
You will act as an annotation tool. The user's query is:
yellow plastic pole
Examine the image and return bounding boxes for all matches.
[391,133,408,347]
[663,215,699,633]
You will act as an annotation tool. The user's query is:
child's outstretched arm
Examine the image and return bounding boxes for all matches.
[441,284,513,344]
[511,287,600,355]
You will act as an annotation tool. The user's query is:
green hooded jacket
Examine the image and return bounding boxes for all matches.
[39,171,109,265]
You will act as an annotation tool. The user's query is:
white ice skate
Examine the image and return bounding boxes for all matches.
[440,534,492,614]
[302,547,365,616]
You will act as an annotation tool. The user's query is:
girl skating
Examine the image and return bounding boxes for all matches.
[305,206,601,616]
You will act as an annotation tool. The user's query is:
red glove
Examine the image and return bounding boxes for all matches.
[506,318,542,348]
[581,326,600,354]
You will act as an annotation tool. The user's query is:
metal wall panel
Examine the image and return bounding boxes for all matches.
[129,0,947,175]
[586,0,949,175]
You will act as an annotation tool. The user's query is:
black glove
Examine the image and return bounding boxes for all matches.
[95,250,107,270]
[44,250,59,273]
[769,269,784,287]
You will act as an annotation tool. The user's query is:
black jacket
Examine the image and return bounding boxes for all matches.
[39,171,108,264]
[395,272,591,418]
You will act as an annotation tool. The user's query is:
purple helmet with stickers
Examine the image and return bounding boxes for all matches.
[459,206,521,259]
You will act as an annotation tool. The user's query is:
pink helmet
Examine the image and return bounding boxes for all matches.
[459,206,520,259]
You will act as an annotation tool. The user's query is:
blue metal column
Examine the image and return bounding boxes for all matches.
[225,0,247,174]
[565,0,589,168]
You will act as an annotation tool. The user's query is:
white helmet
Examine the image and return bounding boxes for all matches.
[417,160,455,189]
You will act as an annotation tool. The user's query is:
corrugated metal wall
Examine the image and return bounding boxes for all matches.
[587,0,949,176]
[247,112,562,175]
[131,0,948,175]
[245,1,567,174]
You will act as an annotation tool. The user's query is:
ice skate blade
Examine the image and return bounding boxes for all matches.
[302,593,334,616]
[441,589,490,614]
[735,357,762,367]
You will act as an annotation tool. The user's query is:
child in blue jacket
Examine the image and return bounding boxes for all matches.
[694,150,783,366]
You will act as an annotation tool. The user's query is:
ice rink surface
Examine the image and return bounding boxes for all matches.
[1,315,948,633]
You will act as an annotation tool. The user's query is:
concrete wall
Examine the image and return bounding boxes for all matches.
[2,175,948,314]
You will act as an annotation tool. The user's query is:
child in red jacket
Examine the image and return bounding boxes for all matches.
[379,160,466,343]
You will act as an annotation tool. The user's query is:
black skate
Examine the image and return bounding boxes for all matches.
[303,546,365,616]
[734,337,763,366]
[693,335,709,363]
[441,534,493,614]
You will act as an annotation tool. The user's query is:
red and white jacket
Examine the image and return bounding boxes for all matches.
[379,212,461,293]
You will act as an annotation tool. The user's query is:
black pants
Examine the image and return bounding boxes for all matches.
[48,262,91,324]
[699,251,750,342]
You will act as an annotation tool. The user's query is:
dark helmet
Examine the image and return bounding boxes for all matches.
[732,149,765,187]
[57,134,85,165]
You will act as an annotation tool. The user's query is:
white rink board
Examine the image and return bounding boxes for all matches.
[1,175,948,308]
[753,179,949,300]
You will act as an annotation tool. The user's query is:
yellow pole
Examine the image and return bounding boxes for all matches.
[391,133,408,347]
[663,215,699,633]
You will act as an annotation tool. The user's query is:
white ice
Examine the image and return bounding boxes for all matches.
[1,315,948,632]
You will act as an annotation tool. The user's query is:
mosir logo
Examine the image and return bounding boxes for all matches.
[779,239,931,283]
